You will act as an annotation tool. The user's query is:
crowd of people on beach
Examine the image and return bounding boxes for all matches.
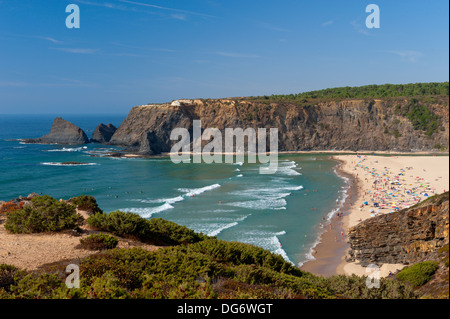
[353,155,442,218]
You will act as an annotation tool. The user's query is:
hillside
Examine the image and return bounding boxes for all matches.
[1,193,448,299]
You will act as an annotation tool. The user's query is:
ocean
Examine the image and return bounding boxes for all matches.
[0,114,348,266]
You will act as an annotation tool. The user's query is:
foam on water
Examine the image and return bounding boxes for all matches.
[137,196,185,205]
[47,147,87,152]
[227,198,287,210]
[238,229,293,264]
[227,182,303,211]
[186,214,250,237]
[41,162,98,166]
[122,203,174,218]
[208,222,239,236]
[277,161,302,176]
[178,183,221,197]
[123,183,222,219]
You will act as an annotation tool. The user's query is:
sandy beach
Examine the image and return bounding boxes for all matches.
[301,154,449,278]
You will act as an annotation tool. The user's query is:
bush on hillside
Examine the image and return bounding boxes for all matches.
[0,264,28,293]
[69,195,103,215]
[79,234,119,250]
[4,195,84,234]
[397,261,439,288]
[87,211,208,245]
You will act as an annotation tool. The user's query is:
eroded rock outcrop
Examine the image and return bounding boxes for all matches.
[348,192,449,266]
[108,97,449,155]
[91,123,117,143]
[23,117,89,145]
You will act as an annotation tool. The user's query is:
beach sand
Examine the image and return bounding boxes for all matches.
[301,154,449,278]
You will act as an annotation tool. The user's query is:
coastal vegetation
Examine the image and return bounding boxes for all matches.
[0,194,447,299]
[397,261,439,288]
[395,99,442,136]
[254,82,449,101]
[0,240,417,299]
[78,234,119,251]
[86,210,209,245]
[0,201,24,215]
[68,195,103,215]
[4,195,84,234]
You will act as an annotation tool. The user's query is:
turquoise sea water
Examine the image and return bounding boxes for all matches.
[0,114,348,266]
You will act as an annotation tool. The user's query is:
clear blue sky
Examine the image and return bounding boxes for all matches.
[0,0,448,114]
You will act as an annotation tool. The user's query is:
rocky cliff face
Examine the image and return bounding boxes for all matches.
[108,97,449,154]
[348,192,449,266]
[23,117,89,145]
[91,123,117,143]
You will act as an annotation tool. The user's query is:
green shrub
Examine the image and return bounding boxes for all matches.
[10,273,65,299]
[80,248,155,290]
[87,211,148,239]
[4,195,84,234]
[397,261,440,287]
[255,82,449,101]
[84,272,131,299]
[187,239,302,276]
[0,264,27,292]
[79,234,119,250]
[0,241,419,299]
[147,217,209,245]
[69,195,103,215]
[399,101,441,136]
[87,211,208,245]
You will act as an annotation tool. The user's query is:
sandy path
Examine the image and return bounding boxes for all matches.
[0,210,161,271]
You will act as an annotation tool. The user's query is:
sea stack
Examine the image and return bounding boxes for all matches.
[91,123,117,143]
[23,117,89,145]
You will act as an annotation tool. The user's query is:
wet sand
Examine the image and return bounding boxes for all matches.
[300,154,449,278]
[300,160,356,277]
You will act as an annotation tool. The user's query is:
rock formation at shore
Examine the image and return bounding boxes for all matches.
[347,192,449,266]
[91,123,117,143]
[108,96,449,155]
[23,117,90,145]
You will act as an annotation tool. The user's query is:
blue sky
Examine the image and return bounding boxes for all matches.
[0,0,448,114]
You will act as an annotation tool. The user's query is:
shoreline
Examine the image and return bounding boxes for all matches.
[108,150,449,159]
[301,154,449,278]
[299,157,356,277]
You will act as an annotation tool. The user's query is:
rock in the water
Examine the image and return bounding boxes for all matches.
[23,117,89,145]
[91,123,117,143]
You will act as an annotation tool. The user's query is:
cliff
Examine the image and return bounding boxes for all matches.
[108,96,449,155]
[347,192,449,266]
[23,117,89,145]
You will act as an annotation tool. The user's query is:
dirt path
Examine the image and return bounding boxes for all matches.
[0,210,162,271]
